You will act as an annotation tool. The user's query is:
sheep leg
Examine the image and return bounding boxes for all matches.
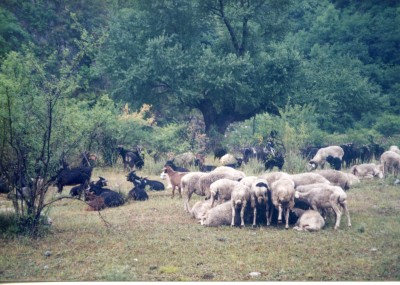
[331,204,343,230]
[231,204,236,227]
[284,206,290,229]
[265,204,270,226]
[184,191,193,212]
[341,201,352,227]
[278,204,283,224]
[252,207,257,228]
[240,201,246,228]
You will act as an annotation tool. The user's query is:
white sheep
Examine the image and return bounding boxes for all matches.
[270,177,296,229]
[350,163,383,179]
[380,151,400,177]
[249,178,271,227]
[240,176,259,188]
[201,201,241,227]
[294,183,351,230]
[290,172,331,188]
[190,199,212,220]
[181,172,208,212]
[259,171,291,186]
[209,178,241,208]
[219,153,238,165]
[230,183,253,227]
[199,171,245,200]
[212,166,246,178]
[308,146,344,170]
[292,208,325,232]
[389,145,400,154]
[315,169,360,190]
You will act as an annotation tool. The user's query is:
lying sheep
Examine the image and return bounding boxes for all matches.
[292,208,325,232]
[209,178,241,208]
[190,199,212,220]
[181,172,208,212]
[201,201,244,227]
[270,177,295,229]
[308,146,344,170]
[350,163,383,179]
[290,172,330,188]
[231,183,252,227]
[380,151,400,177]
[249,179,271,227]
[294,183,351,230]
[316,169,360,190]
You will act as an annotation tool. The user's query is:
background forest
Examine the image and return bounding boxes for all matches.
[0,0,399,234]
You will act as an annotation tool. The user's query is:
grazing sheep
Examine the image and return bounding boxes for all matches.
[292,208,325,232]
[190,199,212,220]
[259,172,291,186]
[240,176,259,188]
[316,169,360,190]
[162,165,188,198]
[181,172,208,212]
[174,152,196,167]
[201,201,243,227]
[249,179,271,227]
[389,145,400,154]
[270,177,296,229]
[308,146,344,170]
[350,163,384,179]
[380,151,400,177]
[209,179,241,208]
[199,171,245,200]
[294,183,351,230]
[212,166,245,176]
[290,172,330,188]
[219,153,237,165]
[231,183,252,227]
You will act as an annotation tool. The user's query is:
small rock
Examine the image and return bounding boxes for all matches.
[371,247,378,252]
[133,258,138,262]
[394,179,400,185]
[249,272,261,277]
[44,251,52,257]
[43,265,49,270]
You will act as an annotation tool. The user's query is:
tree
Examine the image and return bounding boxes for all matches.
[95,0,301,142]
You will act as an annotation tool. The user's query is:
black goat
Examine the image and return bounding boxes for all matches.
[117,146,144,171]
[127,179,149,201]
[88,177,125,207]
[51,166,92,193]
[165,160,189,172]
[126,171,165,191]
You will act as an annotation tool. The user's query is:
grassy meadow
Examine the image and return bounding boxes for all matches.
[0,161,400,282]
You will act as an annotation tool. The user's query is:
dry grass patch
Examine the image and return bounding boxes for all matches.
[1,169,400,281]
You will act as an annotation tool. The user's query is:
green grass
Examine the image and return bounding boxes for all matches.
[0,167,399,281]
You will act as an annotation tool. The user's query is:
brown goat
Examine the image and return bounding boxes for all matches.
[163,165,189,198]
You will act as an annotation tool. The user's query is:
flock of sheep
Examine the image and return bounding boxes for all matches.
[159,145,400,232]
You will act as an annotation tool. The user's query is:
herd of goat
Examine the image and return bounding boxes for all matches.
[19,143,398,232]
